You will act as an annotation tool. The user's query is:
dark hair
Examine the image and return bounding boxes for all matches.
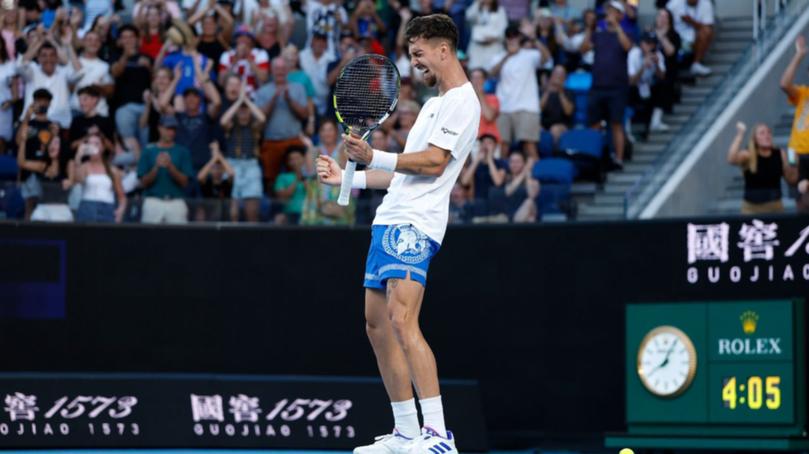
[658,8,674,31]
[33,88,53,101]
[470,67,488,78]
[39,42,57,53]
[404,14,458,51]
[118,23,140,38]
[77,85,101,97]
[0,39,8,63]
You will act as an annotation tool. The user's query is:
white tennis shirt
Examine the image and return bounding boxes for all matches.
[373,81,480,244]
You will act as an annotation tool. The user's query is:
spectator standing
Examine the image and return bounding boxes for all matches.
[627,33,667,138]
[190,0,235,72]
[0,40,16,152]
[161,63,222,173]
[281,44,316,136]
[73,134,127,223]
[68,85,115,152]
[304,0,348,58]
[540,65,574,144]
[654,8,681,115]
[667,0,713,76]
[1,6,20,59]
[488,25,550,159]
[582,0,632,169]
[111,24,153,156]
[157,22,210,98]
[781,35,809,213]
[254,57,308,190]
[219,84,266,222]
[196,143,235,221]
[217,26,269,93]
[299,31,334,117]
[69,30,114,116]
[727,122,798,214]
[548,0,580,24]
[135,3,168,60]
[273,146,307,224]
[18,35,80,129]
[470,67,500,143]
[16,91,59,220]
[465,0,507,71]
[255,15,285,60]
[555,9,596,71]
[349,0,385,41]
[17,123,72,222]
[138,115,194,224]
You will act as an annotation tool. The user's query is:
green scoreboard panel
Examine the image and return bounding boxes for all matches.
[613,299,807,449]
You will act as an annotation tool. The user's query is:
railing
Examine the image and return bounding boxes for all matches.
[623,0,808,219]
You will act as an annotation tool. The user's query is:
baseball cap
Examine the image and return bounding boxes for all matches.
[233,25,256,42]
[159,115,179,128]
[607,0,625,13]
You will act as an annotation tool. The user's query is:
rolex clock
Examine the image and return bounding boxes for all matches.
[637,325,697,397]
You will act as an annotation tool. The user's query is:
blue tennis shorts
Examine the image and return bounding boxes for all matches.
[364,224,441,289]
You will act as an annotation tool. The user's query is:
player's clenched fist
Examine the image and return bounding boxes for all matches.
[317,155,342,186]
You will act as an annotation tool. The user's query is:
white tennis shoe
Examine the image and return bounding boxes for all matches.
[353,429,415,454]
[407,427,458,454]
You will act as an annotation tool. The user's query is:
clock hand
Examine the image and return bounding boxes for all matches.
[646,339,679,377]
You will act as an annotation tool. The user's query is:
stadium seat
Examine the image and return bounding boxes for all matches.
[558,129,603,160]
[0,155,18,181]
[537,183,571,216]
[564,71,592,127]
[539,130,555,158]
[532,158,577,185]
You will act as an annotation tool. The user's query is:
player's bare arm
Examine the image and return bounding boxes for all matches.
[316,154,394,189]
[343,134,452,177]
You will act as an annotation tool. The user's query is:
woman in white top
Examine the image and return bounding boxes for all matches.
[73,134,127,223]
[465,0,508,71]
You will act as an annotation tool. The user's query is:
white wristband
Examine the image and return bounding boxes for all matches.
[341,170,367,189]
[368,149,398,173]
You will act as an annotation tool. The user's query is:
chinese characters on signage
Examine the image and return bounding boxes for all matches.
[1,393,139,437]
[189,394,355,439]
[686,220,809,284]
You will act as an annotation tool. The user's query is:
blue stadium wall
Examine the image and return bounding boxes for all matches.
[0,218,807,446]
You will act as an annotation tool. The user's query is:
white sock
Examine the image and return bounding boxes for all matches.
[419,395,447,438]
[391,399,420,439]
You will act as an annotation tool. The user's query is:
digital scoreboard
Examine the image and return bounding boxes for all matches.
[607,299,808,450]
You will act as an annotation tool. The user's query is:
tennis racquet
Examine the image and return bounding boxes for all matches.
[333,54,401,206]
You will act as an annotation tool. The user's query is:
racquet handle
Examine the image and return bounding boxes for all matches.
[338,160,356,206]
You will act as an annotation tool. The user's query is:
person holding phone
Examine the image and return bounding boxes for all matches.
[73,134,127,223]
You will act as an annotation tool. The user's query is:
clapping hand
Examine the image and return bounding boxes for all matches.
[736,121,747,134]
[156,151,172,168]
[797,36,808,57]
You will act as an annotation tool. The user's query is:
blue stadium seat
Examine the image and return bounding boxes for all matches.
[539,130,555,158]
[0,155,18,181]
[564,71,592,127]
[537,183,571,216]
[558,129,603,160]
[532,158,577,185]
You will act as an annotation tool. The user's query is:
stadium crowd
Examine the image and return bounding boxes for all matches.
[0,0,719,224]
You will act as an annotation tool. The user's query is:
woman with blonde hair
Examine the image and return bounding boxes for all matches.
[727,121,798,214]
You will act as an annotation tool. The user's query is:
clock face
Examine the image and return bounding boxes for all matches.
[637,326,698,397]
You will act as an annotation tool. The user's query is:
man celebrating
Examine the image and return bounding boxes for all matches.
[316,14,479,454]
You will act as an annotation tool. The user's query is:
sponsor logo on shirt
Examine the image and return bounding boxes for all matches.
[441,127,458,136]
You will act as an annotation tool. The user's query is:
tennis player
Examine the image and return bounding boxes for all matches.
[317,14,480,454]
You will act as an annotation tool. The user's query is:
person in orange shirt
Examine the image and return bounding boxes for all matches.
[780,35,809,211]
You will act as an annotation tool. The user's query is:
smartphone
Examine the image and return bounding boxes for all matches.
[788,148,797,166]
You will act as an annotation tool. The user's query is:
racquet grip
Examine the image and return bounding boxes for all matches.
[338,160,357,206]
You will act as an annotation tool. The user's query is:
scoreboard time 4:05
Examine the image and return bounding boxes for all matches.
[625,299,806,440]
